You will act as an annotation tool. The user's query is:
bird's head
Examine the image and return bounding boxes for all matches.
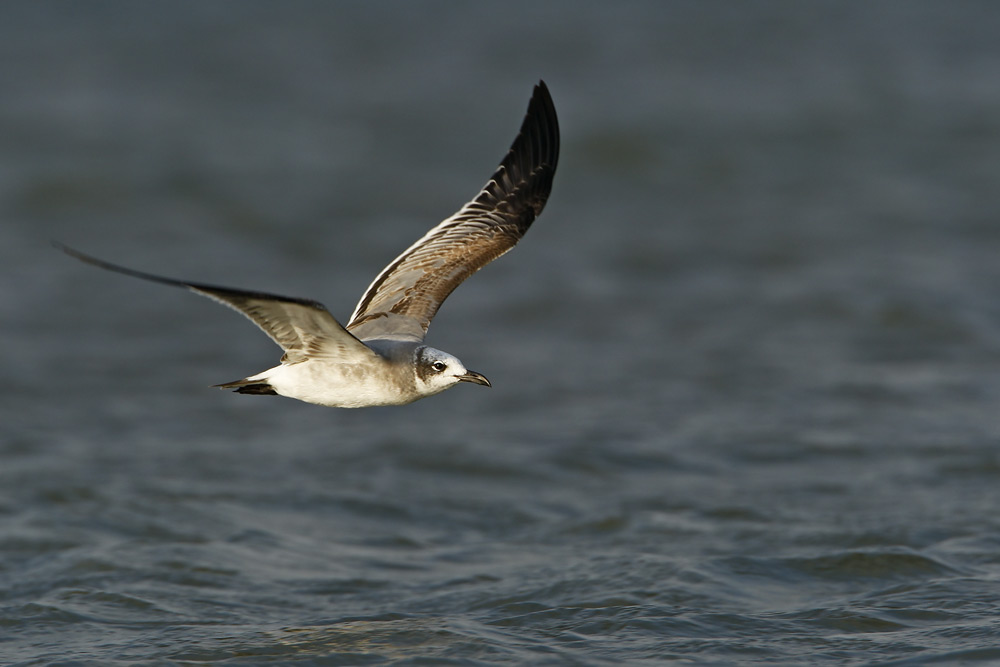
[413,346,491,397]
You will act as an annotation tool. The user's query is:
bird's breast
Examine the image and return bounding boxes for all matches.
[266,357,417,408]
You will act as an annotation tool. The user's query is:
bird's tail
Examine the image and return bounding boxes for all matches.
[214,378,277,395]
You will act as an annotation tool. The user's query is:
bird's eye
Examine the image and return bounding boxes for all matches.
[431,361,447,372]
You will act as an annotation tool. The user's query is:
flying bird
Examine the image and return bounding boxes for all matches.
[56,81,559,408]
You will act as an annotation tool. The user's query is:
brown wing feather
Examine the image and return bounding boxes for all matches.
[346,80,559,341]
[53,242,371,363]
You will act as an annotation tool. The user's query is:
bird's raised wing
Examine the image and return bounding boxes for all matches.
[54,242,373,364]
[345,80,559,342]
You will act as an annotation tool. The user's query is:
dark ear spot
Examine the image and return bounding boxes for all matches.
[414,349,434,383]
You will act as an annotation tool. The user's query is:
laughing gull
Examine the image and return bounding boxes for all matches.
[56,81,559,408]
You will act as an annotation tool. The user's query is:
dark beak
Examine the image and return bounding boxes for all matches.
[458,370,491,387]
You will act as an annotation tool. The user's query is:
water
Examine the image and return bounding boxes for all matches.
[3,2,1000,664]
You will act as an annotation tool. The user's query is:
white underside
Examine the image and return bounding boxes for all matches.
[244,360,414,408]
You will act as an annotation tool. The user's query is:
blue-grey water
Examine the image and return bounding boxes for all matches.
[4,2,1000,664]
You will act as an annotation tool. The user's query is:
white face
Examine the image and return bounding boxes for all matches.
[413,346,490,396]
[414,347,468,396]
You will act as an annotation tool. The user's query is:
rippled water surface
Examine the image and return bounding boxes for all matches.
[4,2,1000,664]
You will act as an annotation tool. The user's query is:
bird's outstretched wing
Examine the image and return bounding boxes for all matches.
[53,242,373,364]
[346,80,560,342]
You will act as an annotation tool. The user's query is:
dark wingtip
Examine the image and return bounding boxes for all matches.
[51,239,88,262]
[535,80,554,105]
[517,80,559,216]
[50,240,199,290]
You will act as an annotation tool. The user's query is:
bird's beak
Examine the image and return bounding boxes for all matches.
[458,370,491,387]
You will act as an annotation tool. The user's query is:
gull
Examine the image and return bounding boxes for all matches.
[55,81,559,408]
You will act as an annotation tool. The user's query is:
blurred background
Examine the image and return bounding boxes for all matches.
[3,2,1000,664]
